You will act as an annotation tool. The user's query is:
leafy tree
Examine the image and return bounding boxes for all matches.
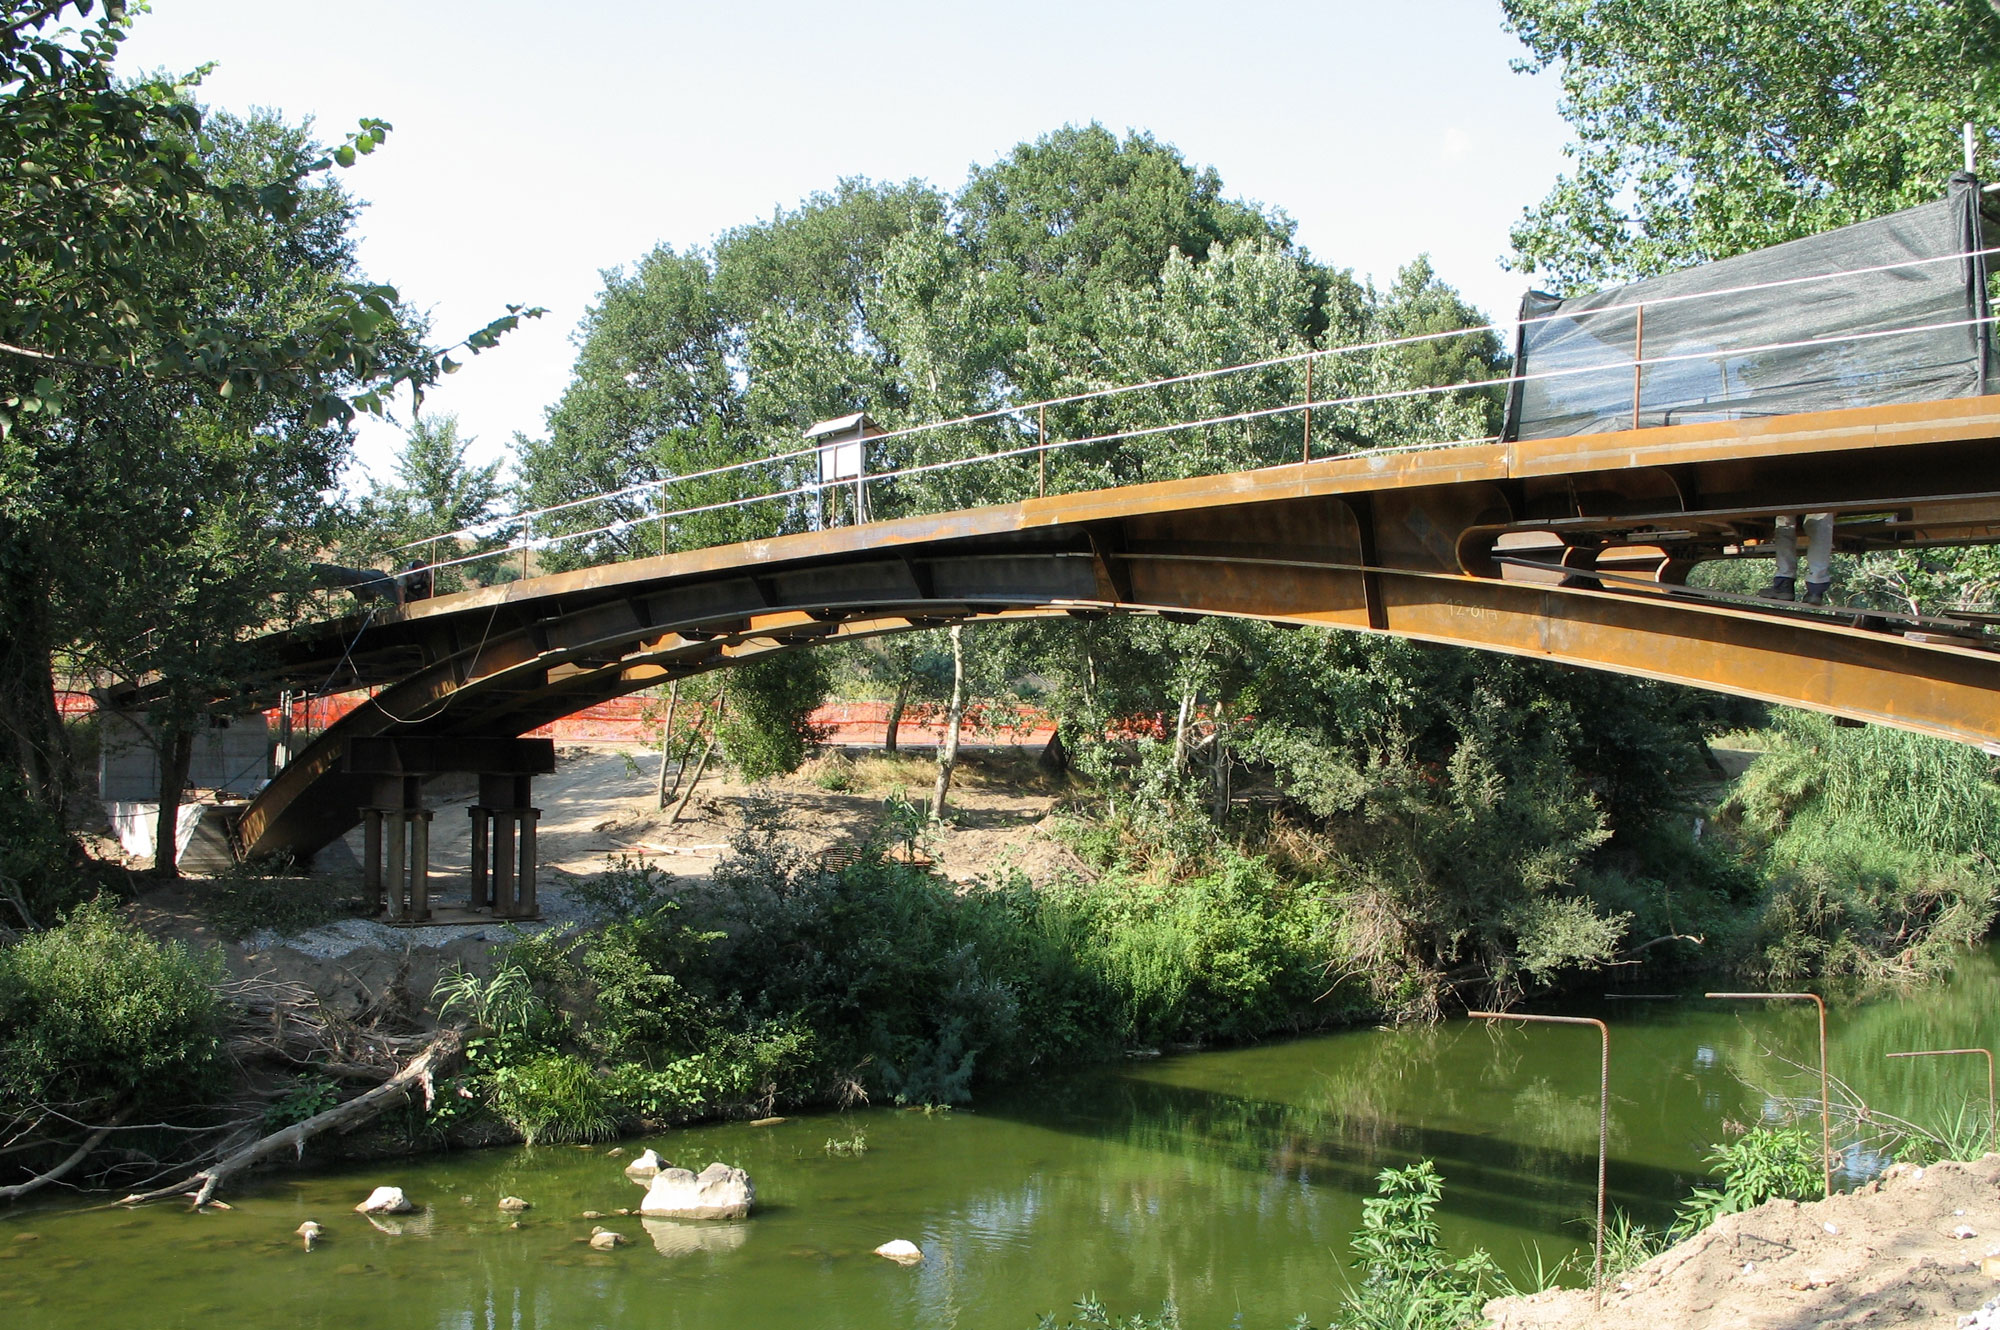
[1504,0,2000,288]
[0,2,535,842]
[957,123,1289,384]
[362,412,508,588]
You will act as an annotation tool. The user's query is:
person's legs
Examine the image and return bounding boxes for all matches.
[1759,515,1799,600]
[1800,513,1833,604]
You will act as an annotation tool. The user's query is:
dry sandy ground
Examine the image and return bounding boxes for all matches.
[319,741,1086,895]
[119,743,1088,1012]
[1488,1156,2000,1329]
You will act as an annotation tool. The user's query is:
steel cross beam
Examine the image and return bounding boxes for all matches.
[231,395,2000,861]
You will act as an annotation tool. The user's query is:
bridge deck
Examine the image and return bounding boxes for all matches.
[230,395,2000,860]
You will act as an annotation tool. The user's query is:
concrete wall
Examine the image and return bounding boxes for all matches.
[98,712,269,802]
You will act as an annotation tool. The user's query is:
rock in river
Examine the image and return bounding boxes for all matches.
[498,1196,531,1213]
[623,1148,663,1181]
[638,1163,754,1220]
[354,1186,415,1215]
[588,1227,629,1251]
[874,1239,923,1264]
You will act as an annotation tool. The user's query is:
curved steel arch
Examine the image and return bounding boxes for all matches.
[234,395,2000,860]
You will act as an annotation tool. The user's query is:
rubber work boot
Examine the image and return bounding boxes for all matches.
[1801,582,1830,606]
[1756,576,1796,602]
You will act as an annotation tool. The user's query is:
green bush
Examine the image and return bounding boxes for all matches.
[1339,1160,1503,1329]
[534,818,1346,1119]
[718,653,832,781]
[1728,711,2000,984]
[1672,1125,1822,1237]
[0,897,226,1115]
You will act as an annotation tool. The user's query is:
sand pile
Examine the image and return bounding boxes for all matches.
[1487,1156,2000,1329]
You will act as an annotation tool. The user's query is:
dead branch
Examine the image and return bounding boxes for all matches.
[116,1026,463,1210]
[0,1110,129,1202]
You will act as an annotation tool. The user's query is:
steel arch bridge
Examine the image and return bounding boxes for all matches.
[200,393,2000,880]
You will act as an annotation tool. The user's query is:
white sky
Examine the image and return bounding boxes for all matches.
[116,0,1574,485]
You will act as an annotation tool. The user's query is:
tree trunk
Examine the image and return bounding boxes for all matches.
[1170,680,1196,771]
[1038,726,1068,774]
[668,735,715,825]
[0,588,69,820]
[883,675,911,753]
[0,1110,127,1202]
[929,625,965,820]
[152,723,196,879]
[653,680,680,809]
[1209,700,1231,822]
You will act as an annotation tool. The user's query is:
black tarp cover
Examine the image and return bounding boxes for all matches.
[1503,174,1999,441]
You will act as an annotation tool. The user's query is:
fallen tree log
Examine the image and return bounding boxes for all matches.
[117,1027,463,1209]
[0,1110,128,1203]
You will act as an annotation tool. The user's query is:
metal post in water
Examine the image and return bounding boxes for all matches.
[1886,1047,1996,1152]
[1707,992,1832,1196]
[1469,1011,1610,1309]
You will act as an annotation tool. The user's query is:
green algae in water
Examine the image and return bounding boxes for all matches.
[7,944,1997,1329]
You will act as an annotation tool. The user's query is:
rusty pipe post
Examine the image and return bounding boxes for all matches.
[1038,404,1047,499]
[1302,355,1314,463]
[1470,1011,1610,1308]
[1631,304,1645,430]
[1708,992,1832,1197]
[1886,1047,1996,1152]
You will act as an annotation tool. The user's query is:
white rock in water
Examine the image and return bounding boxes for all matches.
[623,1148,664,1180]
[638,1162,754,1220]
[354,1186,415,1215]
[498,1196,531,1212]
[875,1239,923,1263]
[588,1228,629,1250]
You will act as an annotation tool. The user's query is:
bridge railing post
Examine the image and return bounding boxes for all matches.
[1631,303,1646,430]
[1038,404,1047,498]
[1302,355,1314,462]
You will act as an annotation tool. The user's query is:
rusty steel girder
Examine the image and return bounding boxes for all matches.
[233,395,2000,861]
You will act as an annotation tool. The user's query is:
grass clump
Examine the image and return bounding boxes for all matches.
[488,1052,619,1145]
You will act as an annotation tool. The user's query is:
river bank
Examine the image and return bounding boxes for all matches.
[1488,1155,2000,1329]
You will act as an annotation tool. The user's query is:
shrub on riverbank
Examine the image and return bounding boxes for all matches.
[438,825,1345,1130]
[1727,710,2000,984]
[0,897,226,1125]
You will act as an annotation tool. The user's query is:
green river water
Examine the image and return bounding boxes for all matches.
[3,947,1996,1330]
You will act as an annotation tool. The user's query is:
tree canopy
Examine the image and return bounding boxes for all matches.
[1504,0,2000,288]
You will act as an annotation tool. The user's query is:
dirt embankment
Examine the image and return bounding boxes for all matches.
[1488,1156,2000,1329]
